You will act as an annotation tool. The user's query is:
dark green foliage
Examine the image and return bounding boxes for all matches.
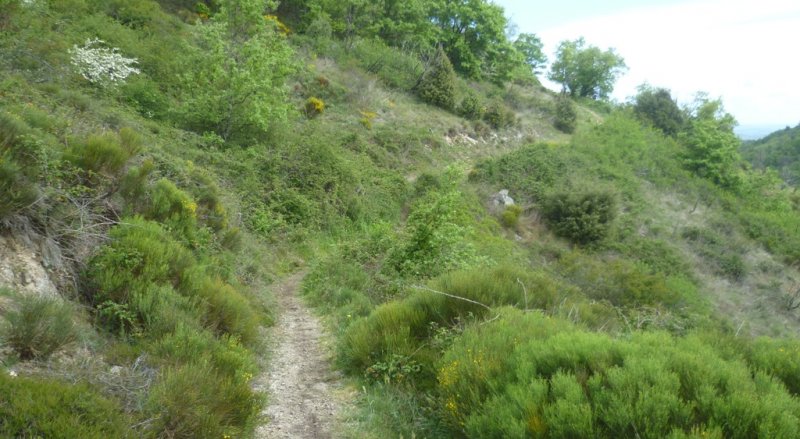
[482,101,516,129]
[633,85,685,137]
[416,46,456,111]
[553,93,577,133]
[2,295,77,360]
[0,374,132,438]
[542,189,617,244]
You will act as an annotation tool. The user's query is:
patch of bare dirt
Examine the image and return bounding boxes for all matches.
[255,272,348,439]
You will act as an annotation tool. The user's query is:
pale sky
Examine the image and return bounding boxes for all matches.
[497,0,800,133]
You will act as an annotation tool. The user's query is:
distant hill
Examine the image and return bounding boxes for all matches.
[735,124,789,140]
[741,124,800,185]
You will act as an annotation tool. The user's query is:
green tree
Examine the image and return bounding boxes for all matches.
[177,0,295,141]
[548,37,626,99]
[416,45,456,110]
[430,0,514,80]
[513,33,547,74]
[632,84,685,137]
[681,95,743,189]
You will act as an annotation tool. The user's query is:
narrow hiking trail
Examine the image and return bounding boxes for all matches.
[255,272,348,439]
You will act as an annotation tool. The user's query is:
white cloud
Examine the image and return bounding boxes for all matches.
[531,0,800,126]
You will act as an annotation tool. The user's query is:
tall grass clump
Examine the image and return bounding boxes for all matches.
[2,294,78,360]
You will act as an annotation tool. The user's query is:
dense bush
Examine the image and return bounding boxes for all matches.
[66,128,141,177]
[500,204,522,228]
[542,189,617,244]
[0,374,132,438]
[457,91,484,120]
[553,93,577,133]
[438,310,800,438]
[2,295,77,360]
[483,101,516,129]
[471,143,565,202]
[416,46,456,111]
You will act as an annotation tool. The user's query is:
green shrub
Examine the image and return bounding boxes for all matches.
[483,101,516,129]
[457,91,484,120]
[542,189,617,244]
[0,374,132,438]
[67,128,140,177]
[416,46,456,111]
[146,178,198,241]
[180,273,259,345]
[146,362,262,439]
[500,204,522,228]
[554,93,577,133]
[471,143,564,202]
[0,156,37,218]
[438,310,800,438]
[2,295,77,360]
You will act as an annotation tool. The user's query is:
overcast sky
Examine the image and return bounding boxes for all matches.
[497,0,800,133]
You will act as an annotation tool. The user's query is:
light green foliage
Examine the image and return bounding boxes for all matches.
[146,361,262,438]
[500,204,522,228]
[0,373,132,438]
[553,93,577,133]
[513,33,547,74]
[439,310,800,438]
[388,172,477,278]
[0,112,38,218]
[633,85,686,137]
[542,189,617,245]
[548,37,627,99]
[472,143,565,202]
[67,128,141,177]
[416,46,457,111]
[2,295,77,360]
[681,96,743,189]
[177,0,295,141]
[457,90,484,120]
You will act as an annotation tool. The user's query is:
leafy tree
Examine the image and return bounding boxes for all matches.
[416,45,456,110]
[548,37,626,99]
[632,84,685,137]
[177,0,295,141]
[681,95,743,189]
[513,33,547,74]
[430,0,515,81]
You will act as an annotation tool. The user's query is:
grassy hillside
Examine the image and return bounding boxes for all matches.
[1,1,799,438]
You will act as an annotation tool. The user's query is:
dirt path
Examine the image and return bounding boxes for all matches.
[255,272,346,439]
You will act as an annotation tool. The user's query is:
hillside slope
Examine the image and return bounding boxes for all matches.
[1,1,800,438]
[742,123,800,185]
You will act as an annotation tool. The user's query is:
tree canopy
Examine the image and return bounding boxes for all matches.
[548,37,627,100]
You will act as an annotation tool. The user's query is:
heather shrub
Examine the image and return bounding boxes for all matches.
[2,295,77,360]
[438,310,800,438]
[0,374,132,438]
[146,178,198,242]
[146,361,262,439]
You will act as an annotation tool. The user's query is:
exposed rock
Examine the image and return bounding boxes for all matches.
[0,234,58,297]
[492,189,515,207]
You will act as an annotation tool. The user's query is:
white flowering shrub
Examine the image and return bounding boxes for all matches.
[69,38,140,85]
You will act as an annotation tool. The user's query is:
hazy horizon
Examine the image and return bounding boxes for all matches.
[497,0,800,130]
